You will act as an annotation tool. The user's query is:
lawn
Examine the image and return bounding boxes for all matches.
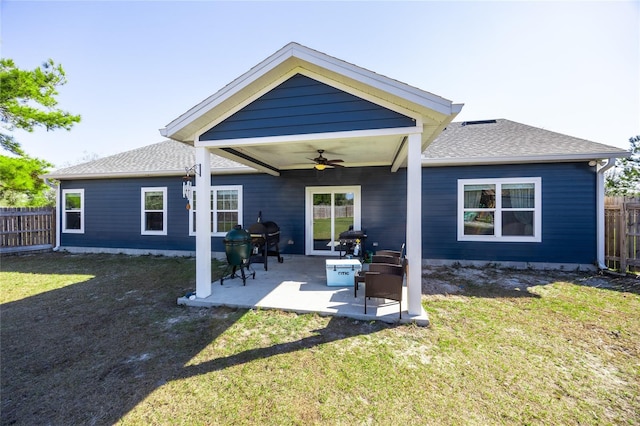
[1,253,639,425]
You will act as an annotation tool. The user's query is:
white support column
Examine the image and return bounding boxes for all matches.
[195,146,212,298]
[406,132,423,315]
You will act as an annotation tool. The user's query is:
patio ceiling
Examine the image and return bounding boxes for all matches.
[207,132,409,174]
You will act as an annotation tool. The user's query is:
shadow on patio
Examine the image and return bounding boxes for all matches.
[178,255,429,326]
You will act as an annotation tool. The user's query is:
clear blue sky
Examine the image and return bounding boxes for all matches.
[2,1,638,168]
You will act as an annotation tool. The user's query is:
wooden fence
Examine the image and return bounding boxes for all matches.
[0,207,55,254]
[604,197,640,273]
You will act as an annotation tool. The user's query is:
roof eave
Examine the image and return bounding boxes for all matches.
[43,167,258,180]
[422,152,629,167]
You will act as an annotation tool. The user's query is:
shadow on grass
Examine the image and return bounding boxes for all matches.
[0,253,391,425]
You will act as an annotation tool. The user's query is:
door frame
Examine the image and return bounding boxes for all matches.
[305,186,362,256]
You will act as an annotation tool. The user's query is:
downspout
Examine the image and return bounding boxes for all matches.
[44,178,61,251]
[596,159,615,270]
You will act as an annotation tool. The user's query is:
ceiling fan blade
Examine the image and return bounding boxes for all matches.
[329,163,345,168]
[326,159,344,163]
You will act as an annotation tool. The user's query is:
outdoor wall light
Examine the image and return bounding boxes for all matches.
[588,160,597,167]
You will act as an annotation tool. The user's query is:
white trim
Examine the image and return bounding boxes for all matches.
[457,177,542,243]
[140,187,168,236]
[305,186,361,256]
[62,189,84,234]
[189,185,243,237]
[194,147,212,298]
[195,126,422,148]
[596,159,615,269]
[54,181,61,249]
[423,153,626,167]
[161,42,459,139]
[44,167,256,181]
[406,133,423,316]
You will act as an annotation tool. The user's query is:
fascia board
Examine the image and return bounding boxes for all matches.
[161,45,299,139]
[422,152,629,167]
[43,167,258,180]
[194,126,423,149]
[292,46,457,116]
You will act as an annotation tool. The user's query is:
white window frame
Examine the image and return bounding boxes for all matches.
[189,185,243,237]
[457,177,542,242]
[62,189,84,233]
[141,187,168,236]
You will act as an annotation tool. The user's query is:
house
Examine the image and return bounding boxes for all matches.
[44,43,627,317]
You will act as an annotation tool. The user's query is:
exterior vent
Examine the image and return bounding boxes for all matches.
[461,120,497,126]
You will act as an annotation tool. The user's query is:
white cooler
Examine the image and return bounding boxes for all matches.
[325,259,362,286]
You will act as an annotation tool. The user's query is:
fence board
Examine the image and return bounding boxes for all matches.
[0,207,55,254]
[605,197,640,273]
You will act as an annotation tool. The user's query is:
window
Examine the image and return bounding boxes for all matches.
[62,189,84,233]
[141,187,167,235]
[189,185,243,236]
[458,178,541,242]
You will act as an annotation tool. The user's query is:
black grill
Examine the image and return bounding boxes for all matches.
[338,229,367,259]
[248,218,283,270]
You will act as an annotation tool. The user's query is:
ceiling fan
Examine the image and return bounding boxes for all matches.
[308,149,344,170]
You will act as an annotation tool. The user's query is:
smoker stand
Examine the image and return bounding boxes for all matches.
[220,261,255,286]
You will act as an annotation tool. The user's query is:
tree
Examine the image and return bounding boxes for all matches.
[0,58,81,206]
[0,155,53,206]
[606,135,640,196]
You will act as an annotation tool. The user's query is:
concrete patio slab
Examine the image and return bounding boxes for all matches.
[177,254,429,326]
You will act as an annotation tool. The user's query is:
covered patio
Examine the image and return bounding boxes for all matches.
[177,254,429,326]
[162,43,462,325]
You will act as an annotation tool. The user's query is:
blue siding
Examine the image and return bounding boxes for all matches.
[423,163,597,265]
[60,162,598,266]
[60,178,193,251]
[199,74,415,141]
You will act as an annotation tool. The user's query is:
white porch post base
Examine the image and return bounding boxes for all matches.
[406,132,423,315]
[195,146,212,298]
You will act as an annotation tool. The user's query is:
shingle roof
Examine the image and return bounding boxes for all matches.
[45,140,250,179]
[45,119,628,179]
[423,119,626,165]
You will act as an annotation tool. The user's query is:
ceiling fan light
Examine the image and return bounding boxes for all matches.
[314,164,326,171]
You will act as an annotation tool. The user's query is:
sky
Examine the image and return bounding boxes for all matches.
[1,1,639,168]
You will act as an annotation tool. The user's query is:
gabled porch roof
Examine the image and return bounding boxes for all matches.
[160,42,463,175]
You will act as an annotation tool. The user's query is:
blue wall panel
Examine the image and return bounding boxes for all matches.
[60,178,193,251]
[60,162,598,266]
[422,163,597,265]
[199,74,415,141]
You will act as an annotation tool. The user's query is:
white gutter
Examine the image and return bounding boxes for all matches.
[596,159,615,270]
[44,178,61,252]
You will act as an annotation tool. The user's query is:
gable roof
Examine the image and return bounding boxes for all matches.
[160,42,463,144]
[45,119,627,180]
[423,119,627,166]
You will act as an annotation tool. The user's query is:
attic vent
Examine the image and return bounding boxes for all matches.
[461,119,497,126]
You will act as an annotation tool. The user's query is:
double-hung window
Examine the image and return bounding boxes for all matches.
[141,187,167,235]
[62,189,84,233]
[458,177,541,242]
[189,185,243,236]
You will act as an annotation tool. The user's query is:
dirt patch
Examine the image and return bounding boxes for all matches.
[422,265,639,296]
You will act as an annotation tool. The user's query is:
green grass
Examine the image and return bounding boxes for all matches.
[313,217,354,240]
[1,253,638,425]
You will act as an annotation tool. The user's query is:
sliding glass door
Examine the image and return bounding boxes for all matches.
[305,186,361,255]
